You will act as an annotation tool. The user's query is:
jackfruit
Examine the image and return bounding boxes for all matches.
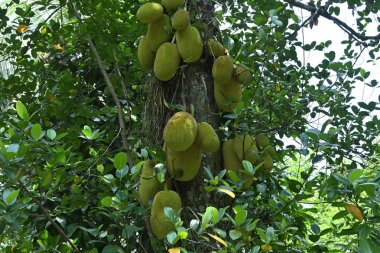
[153,42,181,81]
[233,135,259,164]
[150,190,182,239]
[138,160,163,207]
[166,143,202,181]
[255,134,270,149]
[172,9,190,31]
[194,122,220,153]
[212,55,234,84]
[176,26,203,62]
[163,111,198,151]
[258,152,273,173]
[346,203,364,222]
[207,39,225,57]
[214,79,242,112]
[146,14,172,52]
[263,145,276,157]
[137,3,164,24]
[223,139,242,176]
[162,0,185,11]
[234,65,252,84]
[223,139,254,188]
[137,36,156,70]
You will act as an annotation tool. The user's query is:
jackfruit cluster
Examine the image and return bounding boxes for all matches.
[164,112,220,181]
[136,1,203,81]
[222,133,276,188]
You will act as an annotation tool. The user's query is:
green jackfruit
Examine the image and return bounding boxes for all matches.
[153,42,180,81]
[212,55,233,84]
[207,39,225,57]
[214,79,242,112]
[234,65,252,84]
[150,190,182,239]
[258,152,273,173]
[163,111,197,152]
[137,36,156,70]
[166,143,202,181]
[194,122,220,153]
[176,26,203,62]
[255,134,271,149]
[138,160,163,207]
[264,145,276,157]
[146,14,172,52]
[172,9,190,31]
[162,0,185,11]
[137,3,164,24]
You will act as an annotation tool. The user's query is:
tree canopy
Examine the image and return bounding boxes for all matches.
[0,0,379,252]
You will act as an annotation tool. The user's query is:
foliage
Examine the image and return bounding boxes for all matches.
[0,0,379,252]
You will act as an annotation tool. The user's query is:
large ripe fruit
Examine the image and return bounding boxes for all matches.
[137,36,156,70]
[136,3,163,24]
[162,0,185,11]
[176,26,203,62]
[194,122,220,153]
[138,161,163,207]
[234,65,252,84]
[212,55,234,84]
[146,14,172,52]
[150,190,182,239]
[172,9,190,31]
[233,135,259,165]
[166,143,202,181]
[214,79,242,112]
[207,39,225,57]
[163,111,198,151]
[153,42,181,81]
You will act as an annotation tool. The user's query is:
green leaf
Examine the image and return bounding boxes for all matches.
[4,189,20,205]
[348,169,364,182]
[41,172,52,187]
[311,223,320,235]
[256,227,267,242]
[166,231,178,245]
[332,210,348,220]
[235,209,247,226]
[202,206,219,225]
[31,123,43,140]
[113,152,127,170]
[46,129,57,140]
[97,164,104,173]
[102,245,125,253]
[16,101,29,120]
[355,183,377,197]
[242,160,254,175]
[229,229,242,240]
[288,179,303,193]
[101,196,112,207]
[266,227,275,241]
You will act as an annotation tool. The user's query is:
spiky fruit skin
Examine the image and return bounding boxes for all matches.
[214,79,242,112]
[212,55,234,84]
[233,135,254,160]
[234,65,252,84]
[166,143,202,181]
[207,39,225,57]
[255,134,271,149]
[346,204,364,222]
[137,36,156,70]
[176,26,203,62]
[162,0,185,11]
[146,15,172,52]
[172,9,190,31]
[154,42,180,81]
[137,3,163,24]
[195,122,220,153]
[150,190,182,239]
[163,111,198,151]
[138,161,163,207]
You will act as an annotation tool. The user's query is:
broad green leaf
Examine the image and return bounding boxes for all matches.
[176,227,188,240]
[97,164,104,173]
[46,129,56,140]
[101,196,112,207]
[229,229,242,240]
[332,210,348,220]
[41,172,52,186]
[4,189,20,205]
[31,123,43,140]
[355,183,377,197]
[101,245,125,253]
[202,206,218,225]
[113,152,127,170]
[166,231,178,245]
[348,169,364,182]
[242,160,254,175]
[235,209,247,226]
[16,101,29,120]
[311,223,320,235]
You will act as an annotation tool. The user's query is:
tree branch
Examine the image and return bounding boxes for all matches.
[285,0,380,42]
[68,0,134,169]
